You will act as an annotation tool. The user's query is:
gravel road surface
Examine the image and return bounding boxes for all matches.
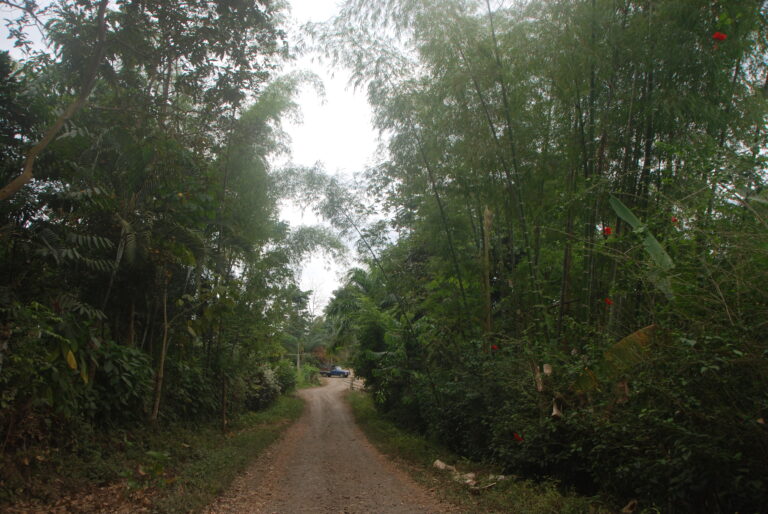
[206,378,455,513]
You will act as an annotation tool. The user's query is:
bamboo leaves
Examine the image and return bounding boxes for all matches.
[317,1,768,509]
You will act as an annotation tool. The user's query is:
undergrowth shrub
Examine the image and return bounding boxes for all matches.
[359,327,768,513]
[162,360,218,421]
[244,365,281,411]
[91,340,152,425]
[297,363,320,387]
[273,359,297,393]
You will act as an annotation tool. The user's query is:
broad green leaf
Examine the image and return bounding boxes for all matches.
[647,270,674,299]
[609,194,674,296]
[609,195,642,229]
[643,235,674,271]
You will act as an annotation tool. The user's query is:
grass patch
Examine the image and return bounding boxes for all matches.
[346,390,613,514]
[1,395,304,513]
[155,395,304,512]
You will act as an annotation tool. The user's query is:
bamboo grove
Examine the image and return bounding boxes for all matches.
[0,0,340,490]
[313,0,768,511]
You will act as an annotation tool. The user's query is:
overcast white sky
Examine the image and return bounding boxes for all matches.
[278,0,378,314]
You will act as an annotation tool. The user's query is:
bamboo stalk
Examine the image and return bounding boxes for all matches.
[482,206,493,335]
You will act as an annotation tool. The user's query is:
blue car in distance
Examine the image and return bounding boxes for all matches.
[320,365,350,378]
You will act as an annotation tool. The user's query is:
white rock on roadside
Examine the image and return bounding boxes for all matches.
[432,459,457,473]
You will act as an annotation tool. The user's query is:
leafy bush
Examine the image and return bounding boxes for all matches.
[273,359,297,393]
[244,365,281,411]
[161,361,218,421]
[357,328,768,513]
[0,302,93,448]
[91,340,153,425]
[297,363,321,387]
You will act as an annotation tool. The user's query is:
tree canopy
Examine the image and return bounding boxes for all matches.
[0,0,335,467]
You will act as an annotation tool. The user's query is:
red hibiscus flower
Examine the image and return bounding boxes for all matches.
[603,226,612,236]
[604,297,614,306]
[513,432,524,442]
[712,32,727,41]
[671,216,679,223]
[491,344,499,351]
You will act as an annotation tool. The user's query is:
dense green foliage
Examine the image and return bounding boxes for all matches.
[347,390,609,513]
[3,395,303,512]
[314,0,768,511]
[3,0,768,511]
[0,0,328,502]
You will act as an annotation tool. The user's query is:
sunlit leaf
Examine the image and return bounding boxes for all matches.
[65,350,77,370]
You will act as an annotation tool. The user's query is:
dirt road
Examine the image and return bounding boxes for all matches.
[206,378,455,513]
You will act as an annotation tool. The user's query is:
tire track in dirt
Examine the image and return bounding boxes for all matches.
[206,378,456,513]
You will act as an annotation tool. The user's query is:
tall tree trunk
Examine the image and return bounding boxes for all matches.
[220,379,228,432]
[150,281,170,424]
[637,68,655,210]
[482,207,493,335]
[140,295,154,351]
[127,299,136,346]
[557,160,577,342]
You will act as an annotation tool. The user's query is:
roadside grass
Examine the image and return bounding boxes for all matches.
[346,391,613,514]
[155,395,304,512]
[1,395,304,513]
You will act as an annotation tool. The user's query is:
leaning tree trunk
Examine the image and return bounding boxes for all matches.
[150,281,170,424]
[0,0,108,201]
